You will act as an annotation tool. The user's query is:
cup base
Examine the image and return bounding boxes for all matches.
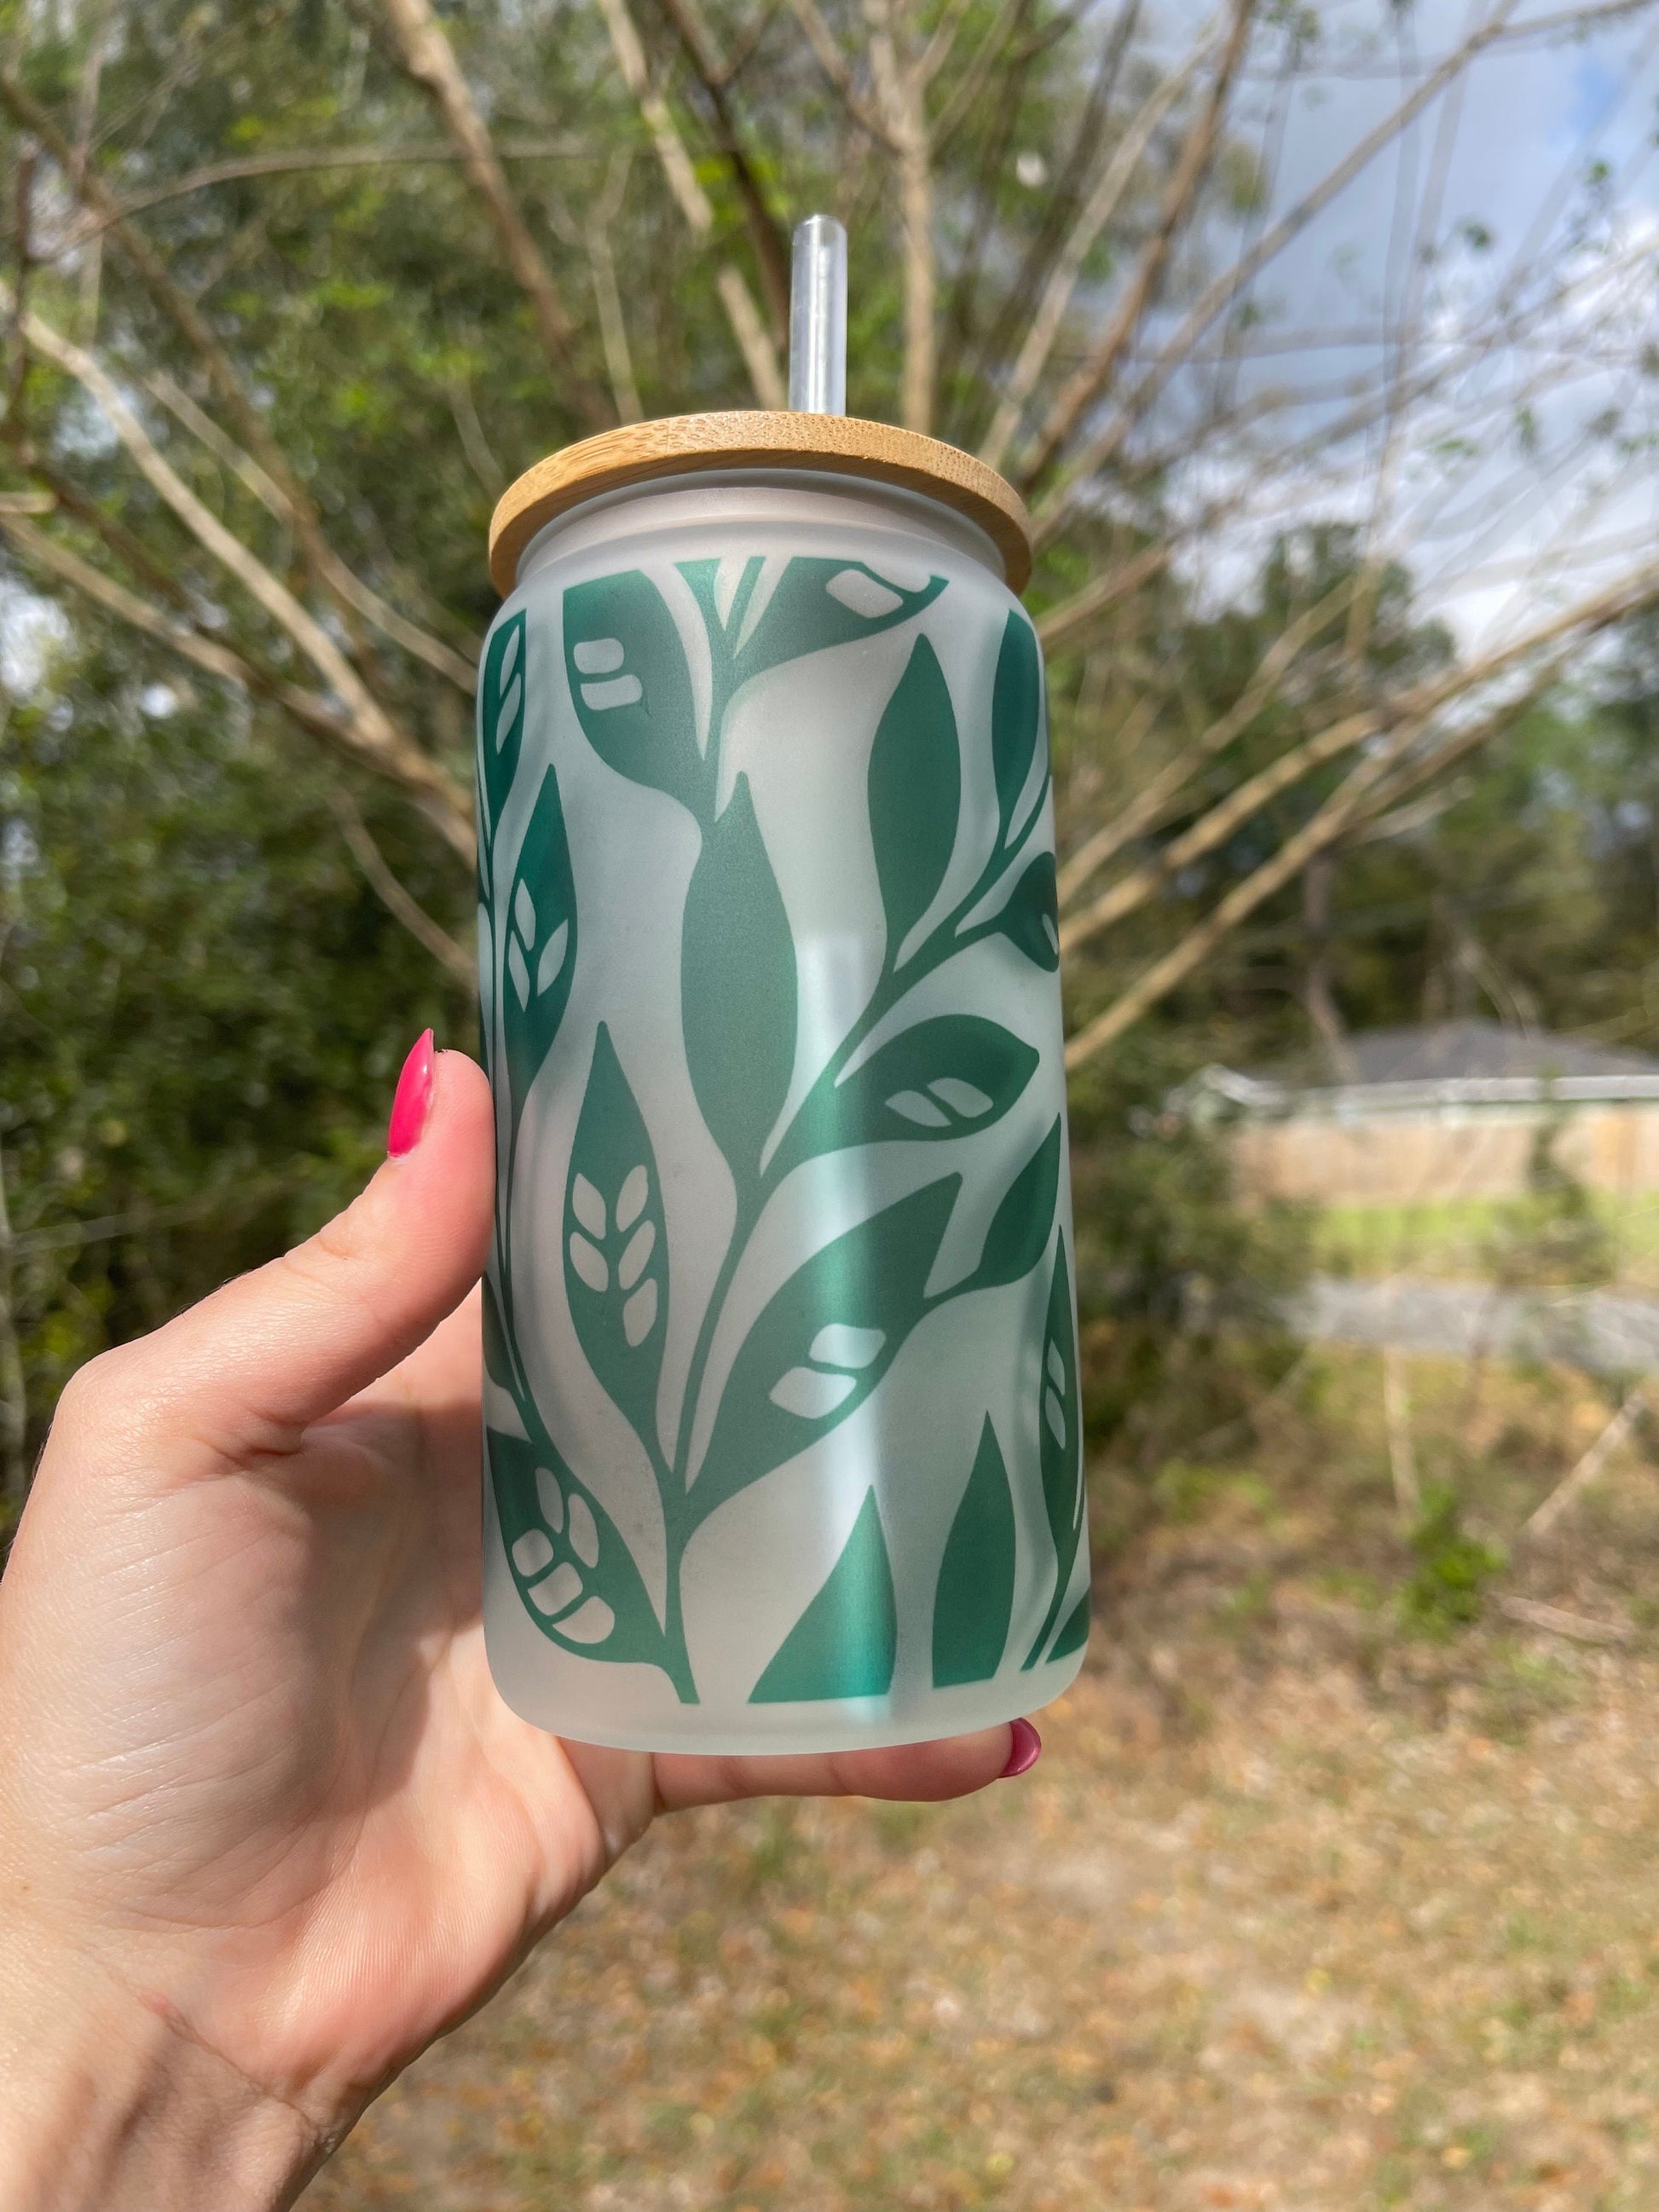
[488,1642,1089,1756]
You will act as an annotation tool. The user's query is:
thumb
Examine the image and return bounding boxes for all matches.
[79,1036,494,1473]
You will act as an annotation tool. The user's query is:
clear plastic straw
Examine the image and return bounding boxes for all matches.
[789,215,847,413]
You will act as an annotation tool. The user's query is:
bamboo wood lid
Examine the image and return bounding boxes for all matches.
[488,411,1032,596]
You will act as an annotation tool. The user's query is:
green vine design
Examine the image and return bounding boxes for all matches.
[486,557,1078,1703]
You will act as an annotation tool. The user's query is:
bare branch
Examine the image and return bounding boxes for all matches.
[1522,1386,1647,1540]
[327,787,475,987]
[6,297,473,858]
[1061,702,1377,956]
[0,66,483,693]
[865,0,937,430]
[655,0,793,334]
[1055,574,1357,906]
[1033,0,1524,540]
[595,0,787,406]
[1035,539,1173,654]
[0,511,390,763]
[931,0,1029,137]
[1063,546,1659,962]
[75,139,590,236]
[146,368,480,691]
[1063,557,1659,1066]
[1018,0,1256,491]
[783,0,894,143]
[545,154,644,424]
[979,22,1213,472]
[373,0,610,428]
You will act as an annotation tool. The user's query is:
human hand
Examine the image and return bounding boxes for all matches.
[0,1038,1037,2212]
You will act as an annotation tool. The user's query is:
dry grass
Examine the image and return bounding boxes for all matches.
[302,1352,1659,2212]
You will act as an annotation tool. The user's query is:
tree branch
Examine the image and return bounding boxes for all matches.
[144,369,480,690]
[1035,539,1173,653]
[5,298,474,858]
[1018,0,1256,492]
[1062,557,1659,1066]
[783,0,894,144]
[327,787,475,986]
[0,66,483,691]
[654,0,793,335]
[1032,0,1523,540]
[0,1123,27,1510]
[594,0,787,405]
[1055,573,1357,906]
[69,138,590,234]
[0,511,406,769]
[979,21,1213,472]
[373,0,610,428]
[866,0,936,432]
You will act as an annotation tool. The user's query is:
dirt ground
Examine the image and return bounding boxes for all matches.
[302,1359,1659,2212]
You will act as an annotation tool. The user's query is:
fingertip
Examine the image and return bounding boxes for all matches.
[998,1716,1043,1778]
[844,1721,1034,1802]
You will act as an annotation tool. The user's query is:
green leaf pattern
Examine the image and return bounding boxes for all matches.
[932,1417,1016,1687]
[750,1488,898,1703]
[564,569,702,810]
[1025,1237,1085,1669]
[772,1013,1038,1181]
[679,774,797,1175]
[867,636,961,966]
[488,1424,677,1673]
[484,552,1085,1708]
[990,609,1043,847]
[500,768,577,1120]
[478,609,528,854]
[564,1025,669,1465]
[694,1175,962,1521]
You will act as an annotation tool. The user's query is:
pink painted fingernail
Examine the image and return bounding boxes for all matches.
[999,1718,1043,1779]
[387,1030,436,1158]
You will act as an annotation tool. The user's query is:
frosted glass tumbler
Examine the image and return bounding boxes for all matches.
[477,415,1090,1752]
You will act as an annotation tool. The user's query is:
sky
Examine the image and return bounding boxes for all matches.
[1121,0,1659,650]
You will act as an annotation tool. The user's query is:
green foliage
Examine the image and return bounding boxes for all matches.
[1,644,471,1457]
[1482,1118,1616,1294]
[1066,1041,1312,1460]
[1400,1486,1505,1636]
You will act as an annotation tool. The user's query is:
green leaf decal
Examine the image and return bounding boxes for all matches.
[679,556,947,696]
[971,1117,1061,1291]
[932,1417,1016,1687]
[680,773,796,1175]
[483,1269,512,1393]
[487,1424,674,1675]
[986,851,1060,971]
[1048,1586,1091,1662]
[750,1487,897,1702]
[693,1175,961,1519]
[991,610,1043,846]
[867,637,961,967]
[501,766,578,1117]
[564,571,702,811]
[1026,1238,1084,1668]
[773,1014,1038,1180]
[478,610,527,851]
[565,1025,668,1459]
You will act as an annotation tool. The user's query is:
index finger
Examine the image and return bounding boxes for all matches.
[650,1720,1039,1811]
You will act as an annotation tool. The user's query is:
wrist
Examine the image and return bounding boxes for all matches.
[0,1923,317,2212]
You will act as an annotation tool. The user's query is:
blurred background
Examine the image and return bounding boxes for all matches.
[6,0,1659,2202]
